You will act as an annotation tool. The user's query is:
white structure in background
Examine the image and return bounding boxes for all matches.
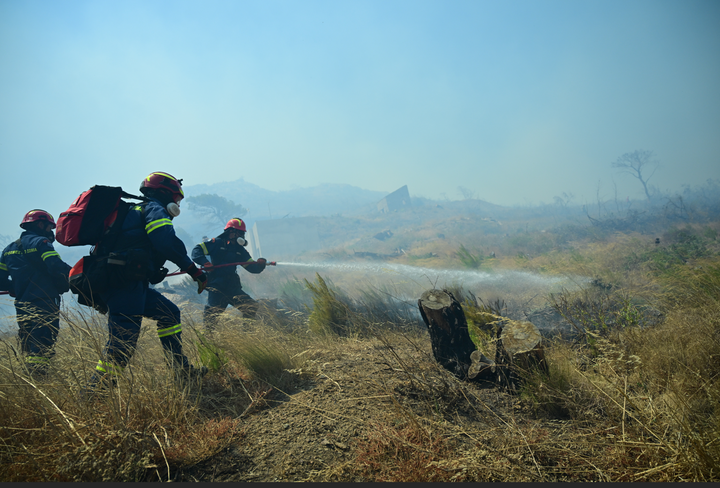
[377,185,411,213]
[250,217,322,260]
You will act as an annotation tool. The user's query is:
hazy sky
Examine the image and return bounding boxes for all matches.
[1,0,719,236]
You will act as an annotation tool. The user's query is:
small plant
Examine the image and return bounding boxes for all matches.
[195,331,228,372]
[461,295,504,352]
[455,244,484,269]
[235,339,293,388]
[304,273,353,337]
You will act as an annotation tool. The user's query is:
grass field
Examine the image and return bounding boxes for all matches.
[1,200,719,481]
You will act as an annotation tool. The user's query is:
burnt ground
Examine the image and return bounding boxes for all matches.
[172,324,591,483]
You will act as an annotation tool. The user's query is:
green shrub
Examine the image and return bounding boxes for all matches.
[455,244,484,269]
[235,340,293,388]
[195,332,228,372]
[304,273,353,337]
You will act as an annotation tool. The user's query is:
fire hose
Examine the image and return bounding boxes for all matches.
[0,260,277,295]
[165,260,277,277]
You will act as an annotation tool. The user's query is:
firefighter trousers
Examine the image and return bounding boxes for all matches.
[203,285,258,330]
[96,280,190,376]
[15,298,60,367]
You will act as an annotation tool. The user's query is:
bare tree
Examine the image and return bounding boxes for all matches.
[553,191,574,209]
[185,193,247,229]
[612,150,660,202]
[457,186,476,200]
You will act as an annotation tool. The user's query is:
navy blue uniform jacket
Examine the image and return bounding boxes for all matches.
[0,231,71,302]
[191,237,263,289]
[110,198,194,276]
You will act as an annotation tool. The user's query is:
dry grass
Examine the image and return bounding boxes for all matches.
[1,219,719,481]
[0,299,304,481]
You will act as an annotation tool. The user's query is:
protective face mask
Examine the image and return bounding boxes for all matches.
[166,202,181,217]
[237,237,247,246]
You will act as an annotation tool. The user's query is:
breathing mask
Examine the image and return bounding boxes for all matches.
[166,202,181,217]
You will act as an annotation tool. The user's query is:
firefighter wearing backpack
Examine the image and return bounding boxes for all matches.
[0,210,71,378]
[191,218,267,330]
[86,172,209,393]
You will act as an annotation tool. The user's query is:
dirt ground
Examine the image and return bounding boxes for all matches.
[173,325,576,483]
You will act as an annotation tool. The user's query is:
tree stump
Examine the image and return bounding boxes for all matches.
[494,319,548,391]
[418,288,547,390]
[418,289,495,382]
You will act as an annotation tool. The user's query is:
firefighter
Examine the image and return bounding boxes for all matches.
[0,210,71,378]
[85,172,209,394]
[191,218,267,330]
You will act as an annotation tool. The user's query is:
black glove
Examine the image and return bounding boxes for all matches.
[185,264,208,293]
[253,258,267,272]
[149,267,169,285]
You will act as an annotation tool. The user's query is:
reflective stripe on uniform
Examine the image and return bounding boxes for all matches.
[96,360,123,376]
[25,356,50,364]
[0,263,6,271]
[41,251,59,261]
[145,218,173,234]
[200,242,209,255]
[157,323,182,338]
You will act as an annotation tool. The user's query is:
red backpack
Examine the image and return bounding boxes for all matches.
[56,185,144,247]
[58,186,145,313]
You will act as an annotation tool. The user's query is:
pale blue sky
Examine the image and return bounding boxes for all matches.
[1,0,719,236]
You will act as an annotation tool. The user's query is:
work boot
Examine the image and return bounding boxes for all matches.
[174,364,208,387]
[24,353,54,381]
[26,362,50,381]
[79,372,118,403]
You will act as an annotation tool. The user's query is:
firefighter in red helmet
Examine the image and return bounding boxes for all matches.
[0,210,71,379]
[84,172,208,396]
[191,218,267,330]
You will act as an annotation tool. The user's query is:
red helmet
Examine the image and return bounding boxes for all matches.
[20,209,56,229]
[139,172,184,202]
[224,218,246,232]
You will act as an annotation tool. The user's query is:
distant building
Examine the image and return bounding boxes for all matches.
[249,217,322,260]
[377,185,411,213]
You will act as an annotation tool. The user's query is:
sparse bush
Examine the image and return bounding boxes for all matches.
[234,339,294,389]
[195,331,228,372]
[455,244,484,269]
[304,273,354,337]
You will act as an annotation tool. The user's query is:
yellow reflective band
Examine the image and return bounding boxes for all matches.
[157,324,182,338]
[145,218,173,234]
[200,242,209,255]
[96,360,123,376]
[25,356,50,364]
[132,205,142,211]
[41,251,59,261]
[0,263,6,271]
[149,172,175,181]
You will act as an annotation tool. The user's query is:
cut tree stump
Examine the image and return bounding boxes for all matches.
[418,288,548,390]
[418,289,495,383]
[494,319,548,391]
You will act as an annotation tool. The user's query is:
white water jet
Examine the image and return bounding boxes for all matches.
[275,261,587,292]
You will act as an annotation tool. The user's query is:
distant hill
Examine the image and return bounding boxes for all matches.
[184,178,389,223]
